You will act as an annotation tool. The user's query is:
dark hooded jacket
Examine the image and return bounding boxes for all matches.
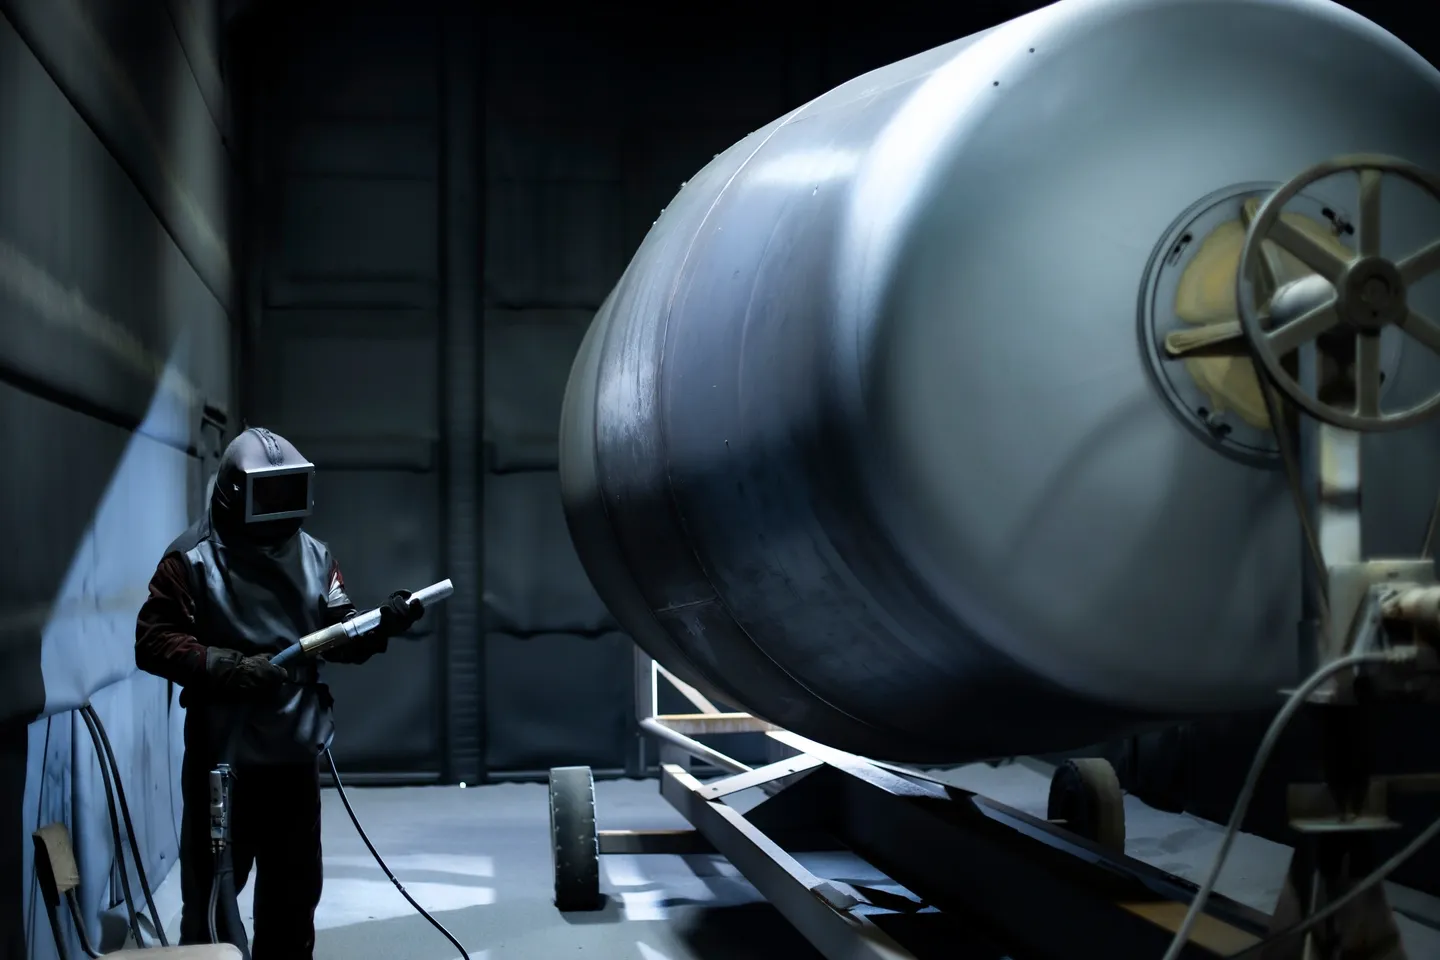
[136,429,358,764]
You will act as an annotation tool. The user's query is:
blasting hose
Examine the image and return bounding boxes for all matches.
[207,580,468,960]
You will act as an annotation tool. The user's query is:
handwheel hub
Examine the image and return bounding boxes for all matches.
[1341,256,1407,330]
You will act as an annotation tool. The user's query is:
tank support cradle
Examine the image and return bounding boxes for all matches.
[547,648,1273,960]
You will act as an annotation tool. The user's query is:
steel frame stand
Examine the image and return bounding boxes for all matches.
[548,649,1273,960]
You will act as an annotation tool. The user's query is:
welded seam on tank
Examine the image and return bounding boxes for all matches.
[651,104,891,736]
[650,107,806,645]
[733,102,958,748]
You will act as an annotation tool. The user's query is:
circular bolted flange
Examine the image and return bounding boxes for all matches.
[1236,154,1440,432]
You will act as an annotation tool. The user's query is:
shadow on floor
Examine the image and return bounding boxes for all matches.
[672,902,823,960]
[557,894,622,925]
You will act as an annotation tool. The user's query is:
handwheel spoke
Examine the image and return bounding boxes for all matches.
[1399,238,1440,286]
[1358,168,1383,257]
[1355,332,1383,417]
[1268,216,1350,282]
[1266,301,1339,356]
[1242,200,1282,294]
[1400,308,1440,356]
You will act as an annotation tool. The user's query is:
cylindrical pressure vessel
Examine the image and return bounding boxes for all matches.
[560,0,1440,763]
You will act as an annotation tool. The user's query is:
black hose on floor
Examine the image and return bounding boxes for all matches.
[80,704,168,946]
[323,748,471,960]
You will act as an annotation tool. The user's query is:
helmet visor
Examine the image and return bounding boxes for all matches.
[245,463,313,523]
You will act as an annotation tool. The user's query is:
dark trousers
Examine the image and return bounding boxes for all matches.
[178,745,323,958]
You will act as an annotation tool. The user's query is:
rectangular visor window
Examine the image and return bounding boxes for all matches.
[248,470,312,521]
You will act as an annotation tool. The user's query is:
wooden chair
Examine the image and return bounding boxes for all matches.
[32,823,241,959]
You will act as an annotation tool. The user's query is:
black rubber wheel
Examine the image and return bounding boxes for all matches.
[548,765,602,911]
[1047,757,1126,854]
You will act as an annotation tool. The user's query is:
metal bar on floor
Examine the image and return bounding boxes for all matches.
[766,730,1268,960]
[625,648,1272,959]
[658,763,920,960]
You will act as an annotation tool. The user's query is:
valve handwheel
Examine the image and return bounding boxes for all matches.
[1237,154,1440,431]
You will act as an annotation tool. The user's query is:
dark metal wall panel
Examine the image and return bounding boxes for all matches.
[1,1,232,955]
[0,0,232,721]
[244,8,448,775]
[440,7,484,785]
[483,631,630,773]
[280,179,440,281]
[483,16,624,124]
[2,0,233,305]
[301,467,443,771]
[0,14,228,453]
[3,387,196,717]
[483,308,590,471]
[164,0,226,134]
[483,179,626,309]
[253,313,440,439]
[279,12,439,122]
[483,471,614,637]
[485,121,622,183]
[617,41,795,122]
[285,119,439,179]
[324,636,442,772]
[3,381,201,960]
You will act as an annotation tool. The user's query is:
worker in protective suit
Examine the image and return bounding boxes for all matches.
[134,427,426,957]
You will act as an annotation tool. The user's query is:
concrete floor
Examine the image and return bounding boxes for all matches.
[147,760,1440,959]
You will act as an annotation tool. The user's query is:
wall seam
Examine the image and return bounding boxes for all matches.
[440,7,484,784]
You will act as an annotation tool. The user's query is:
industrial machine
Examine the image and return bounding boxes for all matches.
[550,0,1440,957]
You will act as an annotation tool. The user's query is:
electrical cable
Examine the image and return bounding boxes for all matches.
[81,704,168,946]
[65,890,101,959]
[322,748,471,960]
[1228,808,1440,958]
[76,706,145,949]
[1157,648,1414,960]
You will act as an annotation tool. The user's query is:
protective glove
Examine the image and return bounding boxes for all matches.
[204,647,287,700]
[376,590,424,638]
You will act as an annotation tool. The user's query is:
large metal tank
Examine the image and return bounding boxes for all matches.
[559,0,1440,763]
